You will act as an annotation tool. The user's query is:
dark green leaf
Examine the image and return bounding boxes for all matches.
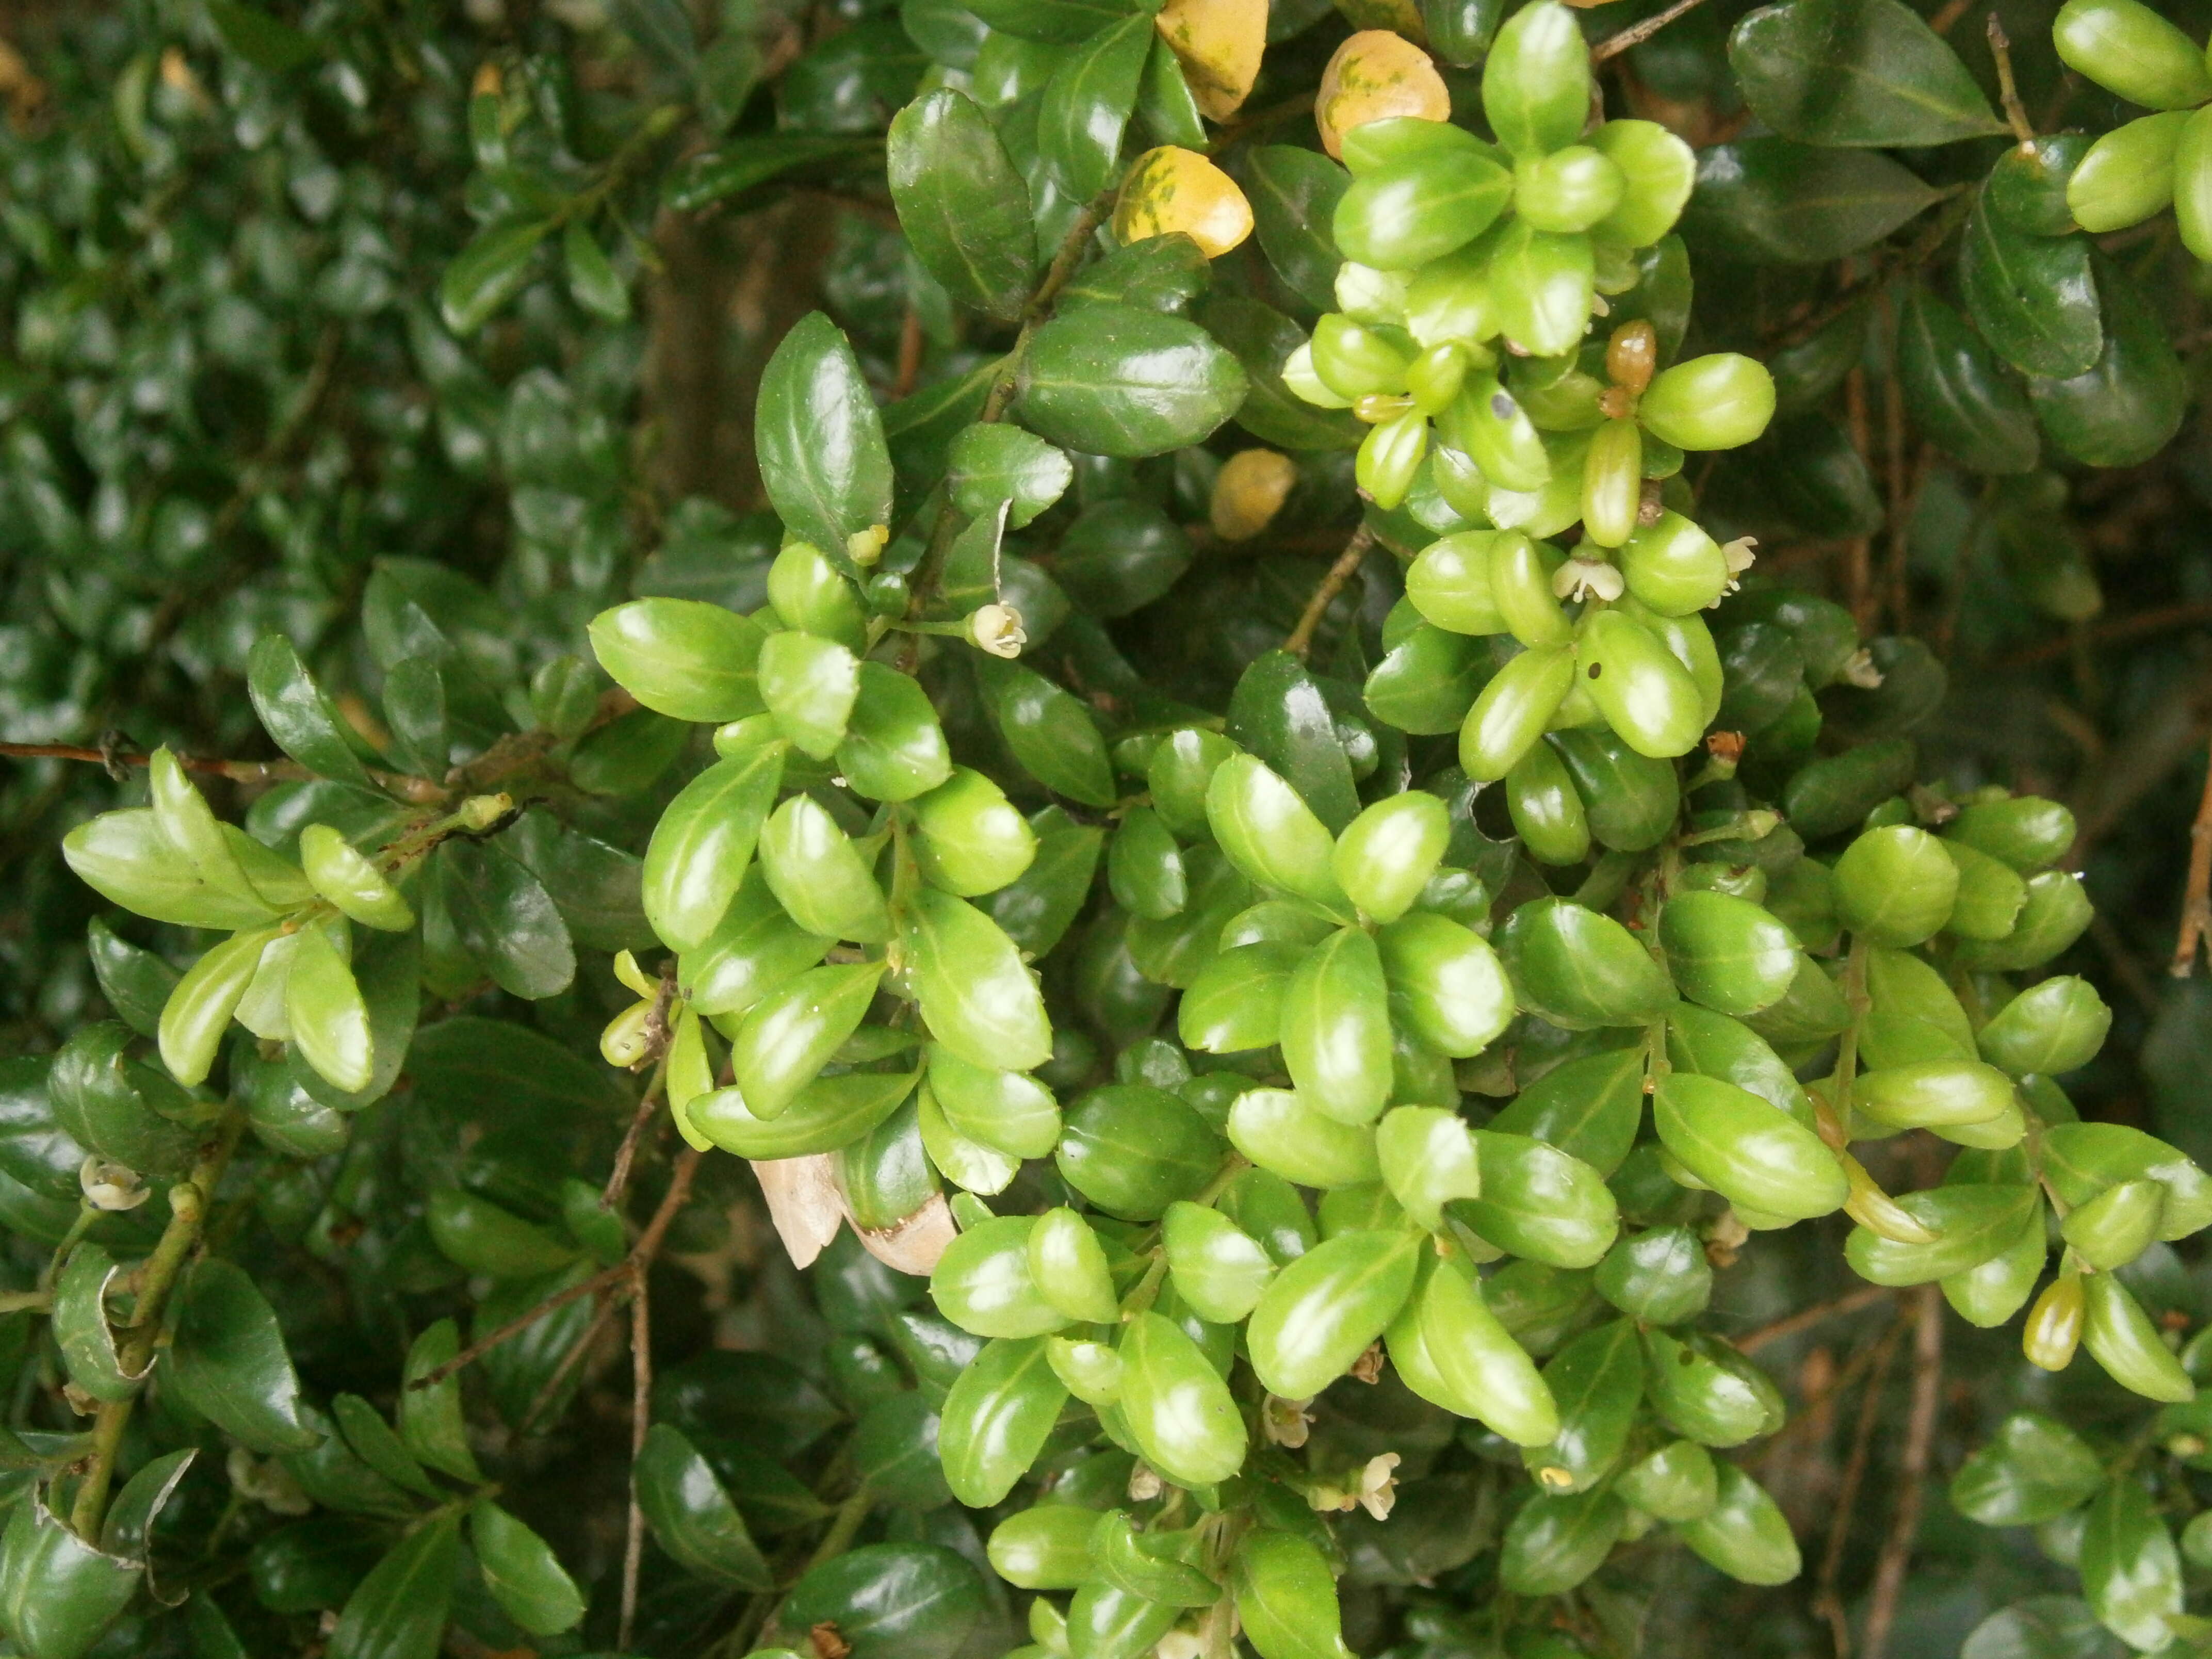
[779,1543,988,1659]
[327,1512,461,1659]
[1246,146,1350,314]
[436,840,576,1001]
[1895,284,2039,474]
[1683,139,1943,263]
[1728,0,2004,147]
[974,656,1117,806]
[888,91,1037,321]
[757,313,897,555]
[636,1423,774,1589]
[166,1258,320,1454]
[1959,190,2102,379]
[1227,650,1361,834]
[248,636,374,787]
[469,1503,585,1636]
[665,136,881,210]
[1016,302,1248,457]
[439,220,551,336]
[1039,13,1154,200]
[1198,297,1364,450]
[206,1,321,72]
[2029,255,2186,468]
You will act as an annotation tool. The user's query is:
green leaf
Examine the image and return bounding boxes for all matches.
[1016,302,1249,457]
[248,635,374,787]
[2029,254,2186,468]
[405,1017,628,1123]
[1683,138,1943,263]
[888,91,1037,321]
[503,811,653,954]
[664,136,878,210]
[948,424,1072,528]
[779,1543,988,1659]
[1950,1413,2105,1527]
[2078,1478,2182,1653]
[1039,13,1154,200]
[469,1503,585,1636]
[1227,650,1362,834]
[84,920,176,1043]
[166,1258,320,1454]
[1058,232,1212,314]
[610,0,700,71]
[206,1,321,72]
[327,1512,461,1659]
[974,655,1117,806]
[967,0,1135,43]
[1894,283,2039,474]
[436,839,577,1000]
[636,1423,774,1589]
[983,807,1104,957]
[438,219,551,336]
[1198,297,1364,450]
[903,888,1053,1072]
[1247,145,1351,313]
[853,1390,955,1509]
[562,221,630,322]
[1959,189,2102,379]
[53,1246,139,1404]
[757,313,896,555]
[400,1320,481,1484]
[1728,0,2005,147]
[0,1489,141,1659]
[1961,1598,2128,1659]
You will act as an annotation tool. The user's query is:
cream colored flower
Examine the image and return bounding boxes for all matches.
[969,603,1027,659]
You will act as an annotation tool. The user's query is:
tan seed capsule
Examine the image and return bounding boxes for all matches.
[1606,320,1657,394]
[1211,449,1298,541]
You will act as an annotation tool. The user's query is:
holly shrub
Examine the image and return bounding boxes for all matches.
[4,0,2212,1655]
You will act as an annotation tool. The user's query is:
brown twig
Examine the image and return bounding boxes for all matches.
[1812,1316,1908,1658]
[0,740,445,804]
[1767,190,1974,352]
[1987,15,2037,145]
[604,1045,676,1212]
[518,1289,626,1434]
[1284,526,1374,658]
[1593,0,1715,61]
[620,1273,654,1653]
[1734,1284,1897,1353]
[2171,738,2212,976]
[413,1143,704,1394]
[1861,1287,1945,1659]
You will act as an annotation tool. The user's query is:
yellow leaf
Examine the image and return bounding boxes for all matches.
[1336,0,1426,39]
[1153,0,1268,122]
[1114,146,1256,257]
[1211,449,1298,540]
[1317,29,1449,159]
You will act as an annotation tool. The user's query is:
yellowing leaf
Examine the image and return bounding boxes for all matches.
[1153,0,1268,121]
[1115,146,1256,258]
[1318,29,1449,159]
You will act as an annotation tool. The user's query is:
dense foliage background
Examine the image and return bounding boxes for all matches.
[5,0,2212,1656]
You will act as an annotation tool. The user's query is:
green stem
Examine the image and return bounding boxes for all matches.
[802,1488,874,1577]
[69,1109,247,1541]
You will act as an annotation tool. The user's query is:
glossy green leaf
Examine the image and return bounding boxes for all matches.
[1728,0,2003,147]
[166,1257,320,1453]
[1016,302,1248,458]
[888,90,1036,320]
[636,1423,774,1589]
[757,313,896,556]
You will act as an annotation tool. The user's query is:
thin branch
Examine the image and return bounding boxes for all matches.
[1862,1286,1946,1659]
[2173,737,2212,976]
[409,1262,631,1390]
[1987,14,2037,145]
[1593,0,1714,61]
[1812,1316,1908,1659]
[1733,1284,1896,1353]
[619,1273,654,1653]
[70,1110,248,1539]
[1284,526,1374,658]
[518,1288,626,1435]
[412,1144,704,1393]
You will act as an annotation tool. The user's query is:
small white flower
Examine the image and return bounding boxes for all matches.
[79,1157,148,1212]
[1157,1632,1206,1659]
[1356,1452,1401,1520]
[1712,535,1759,604]
[1843,648,1885,690]
[1552,558,1624,604]
[1128,1463,1165,1502]
[968,603,1027,659]
[1263,1394,1313,1449]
